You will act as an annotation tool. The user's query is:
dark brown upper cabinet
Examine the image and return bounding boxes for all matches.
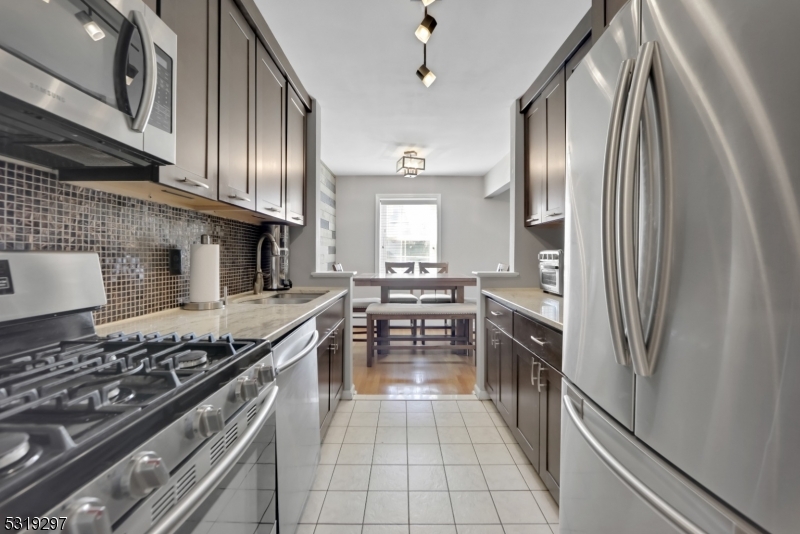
[218,0,257,212]
[524,69,566,226]
[157,0,219,201]
[524,98,546,226]
[286,86,306,225]
[255,42,286,219]
[592,0,628,43]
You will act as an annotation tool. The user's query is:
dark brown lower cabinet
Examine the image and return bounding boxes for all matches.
[317,341,331,429]
[484,319,500,402]
[496,328,515,428]
[330,325,345,413]
[540,362,561,499]
[484,297,562,503]
[515,344,541,473]
[318,298,345,439]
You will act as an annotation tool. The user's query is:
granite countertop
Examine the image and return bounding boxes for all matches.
[481,287,564,331]
[95,288,347,341]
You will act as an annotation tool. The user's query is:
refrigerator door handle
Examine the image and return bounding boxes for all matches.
[602,59,636,368]
[617,41,673,377]
[563,395,704,534]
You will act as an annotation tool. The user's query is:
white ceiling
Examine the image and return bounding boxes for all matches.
[254,0,590,177]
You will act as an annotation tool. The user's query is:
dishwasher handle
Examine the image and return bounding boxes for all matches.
[276,330,319,375]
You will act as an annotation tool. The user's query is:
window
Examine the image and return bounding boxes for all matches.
[376,195,440,273]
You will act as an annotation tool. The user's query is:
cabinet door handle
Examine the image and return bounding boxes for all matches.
[531,361,538,387]
[549,211,562,217]
[490,311,502,317]
[178,177,210,189]
[266,207,280,212]
[536,361,544,393]
[530,335,547,346]
[291,216,302,221]
[228,193,251,202]
[527,216,540,222]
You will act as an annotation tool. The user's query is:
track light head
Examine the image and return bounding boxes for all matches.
[415,14,437,44]
[416,65,436,87]
[422,0,437,5]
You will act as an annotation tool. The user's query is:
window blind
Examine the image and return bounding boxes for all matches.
[378,198,438,273]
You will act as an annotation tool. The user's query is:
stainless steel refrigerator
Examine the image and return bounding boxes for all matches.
[563,0,800,532]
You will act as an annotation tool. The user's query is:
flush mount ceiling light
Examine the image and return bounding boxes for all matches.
[415,14,437,43]
[397,151,426,178]
[75,11,106,41]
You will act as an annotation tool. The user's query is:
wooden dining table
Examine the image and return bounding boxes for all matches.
[353,272,477,302]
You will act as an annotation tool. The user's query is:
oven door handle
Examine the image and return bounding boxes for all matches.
[276,330,320,375]
[148,385,279,534]
[129,10,157,132]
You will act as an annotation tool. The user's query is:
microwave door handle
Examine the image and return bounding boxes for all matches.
[602,59,635,367]
[129,10,157,133]
[149,385,279,534]
[618,41,672,378]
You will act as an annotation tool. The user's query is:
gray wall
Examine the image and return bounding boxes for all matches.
[337,175,510,299]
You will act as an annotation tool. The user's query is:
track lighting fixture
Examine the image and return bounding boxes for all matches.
[415,14,437,44]
[416,64,436,87]
[76,11,105,41]
[397,151,426,178]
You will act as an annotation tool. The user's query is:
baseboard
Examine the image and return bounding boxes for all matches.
[473,383,491,400]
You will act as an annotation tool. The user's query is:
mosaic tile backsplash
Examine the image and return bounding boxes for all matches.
[0,160,262,325]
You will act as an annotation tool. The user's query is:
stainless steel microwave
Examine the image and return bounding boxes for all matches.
[0,0,176,169]
[539,249,563,296]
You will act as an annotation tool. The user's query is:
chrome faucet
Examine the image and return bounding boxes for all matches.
[254,232,283,294]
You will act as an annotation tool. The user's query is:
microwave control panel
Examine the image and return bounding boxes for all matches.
[148,46,173,133]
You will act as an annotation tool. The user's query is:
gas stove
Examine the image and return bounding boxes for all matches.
[0,252,276,529]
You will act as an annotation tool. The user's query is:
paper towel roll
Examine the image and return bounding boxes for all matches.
[189,243,220,303]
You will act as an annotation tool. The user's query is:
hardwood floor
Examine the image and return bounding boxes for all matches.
[353,328,477,395]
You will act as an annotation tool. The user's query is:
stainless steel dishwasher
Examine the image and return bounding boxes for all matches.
[274,319,320,534]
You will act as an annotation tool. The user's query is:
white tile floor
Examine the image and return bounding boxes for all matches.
[303,398,559,534]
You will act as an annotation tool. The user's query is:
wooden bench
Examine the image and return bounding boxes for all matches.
[366,303,476,367]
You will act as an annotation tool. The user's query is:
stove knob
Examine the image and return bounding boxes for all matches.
[119,451,169,498]
[235,376,259,402]
[66,498,111,534]
[254,364,275,386]
[187,404,225,438]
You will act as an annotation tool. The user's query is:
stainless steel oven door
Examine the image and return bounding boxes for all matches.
[149,386,279,534]
[540,264,561,294]
[0,0,176,163]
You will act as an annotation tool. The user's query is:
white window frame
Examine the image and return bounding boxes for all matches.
[374,194,442,274]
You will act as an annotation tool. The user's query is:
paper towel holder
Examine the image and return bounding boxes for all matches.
[183,234,225,311]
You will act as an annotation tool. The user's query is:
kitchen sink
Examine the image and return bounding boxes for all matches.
[242,293,326,305]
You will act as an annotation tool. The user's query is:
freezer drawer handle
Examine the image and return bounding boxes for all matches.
[601,59,636,368]
[563,395,704,534]
[618,41,673,378]
[149,385,279,534]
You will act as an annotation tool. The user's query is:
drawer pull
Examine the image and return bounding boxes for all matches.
[490,311,502,317]
[178,177,210,189]
[531,335,547,346]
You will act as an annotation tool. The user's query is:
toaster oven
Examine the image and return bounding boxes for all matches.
[539,249,563,296]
